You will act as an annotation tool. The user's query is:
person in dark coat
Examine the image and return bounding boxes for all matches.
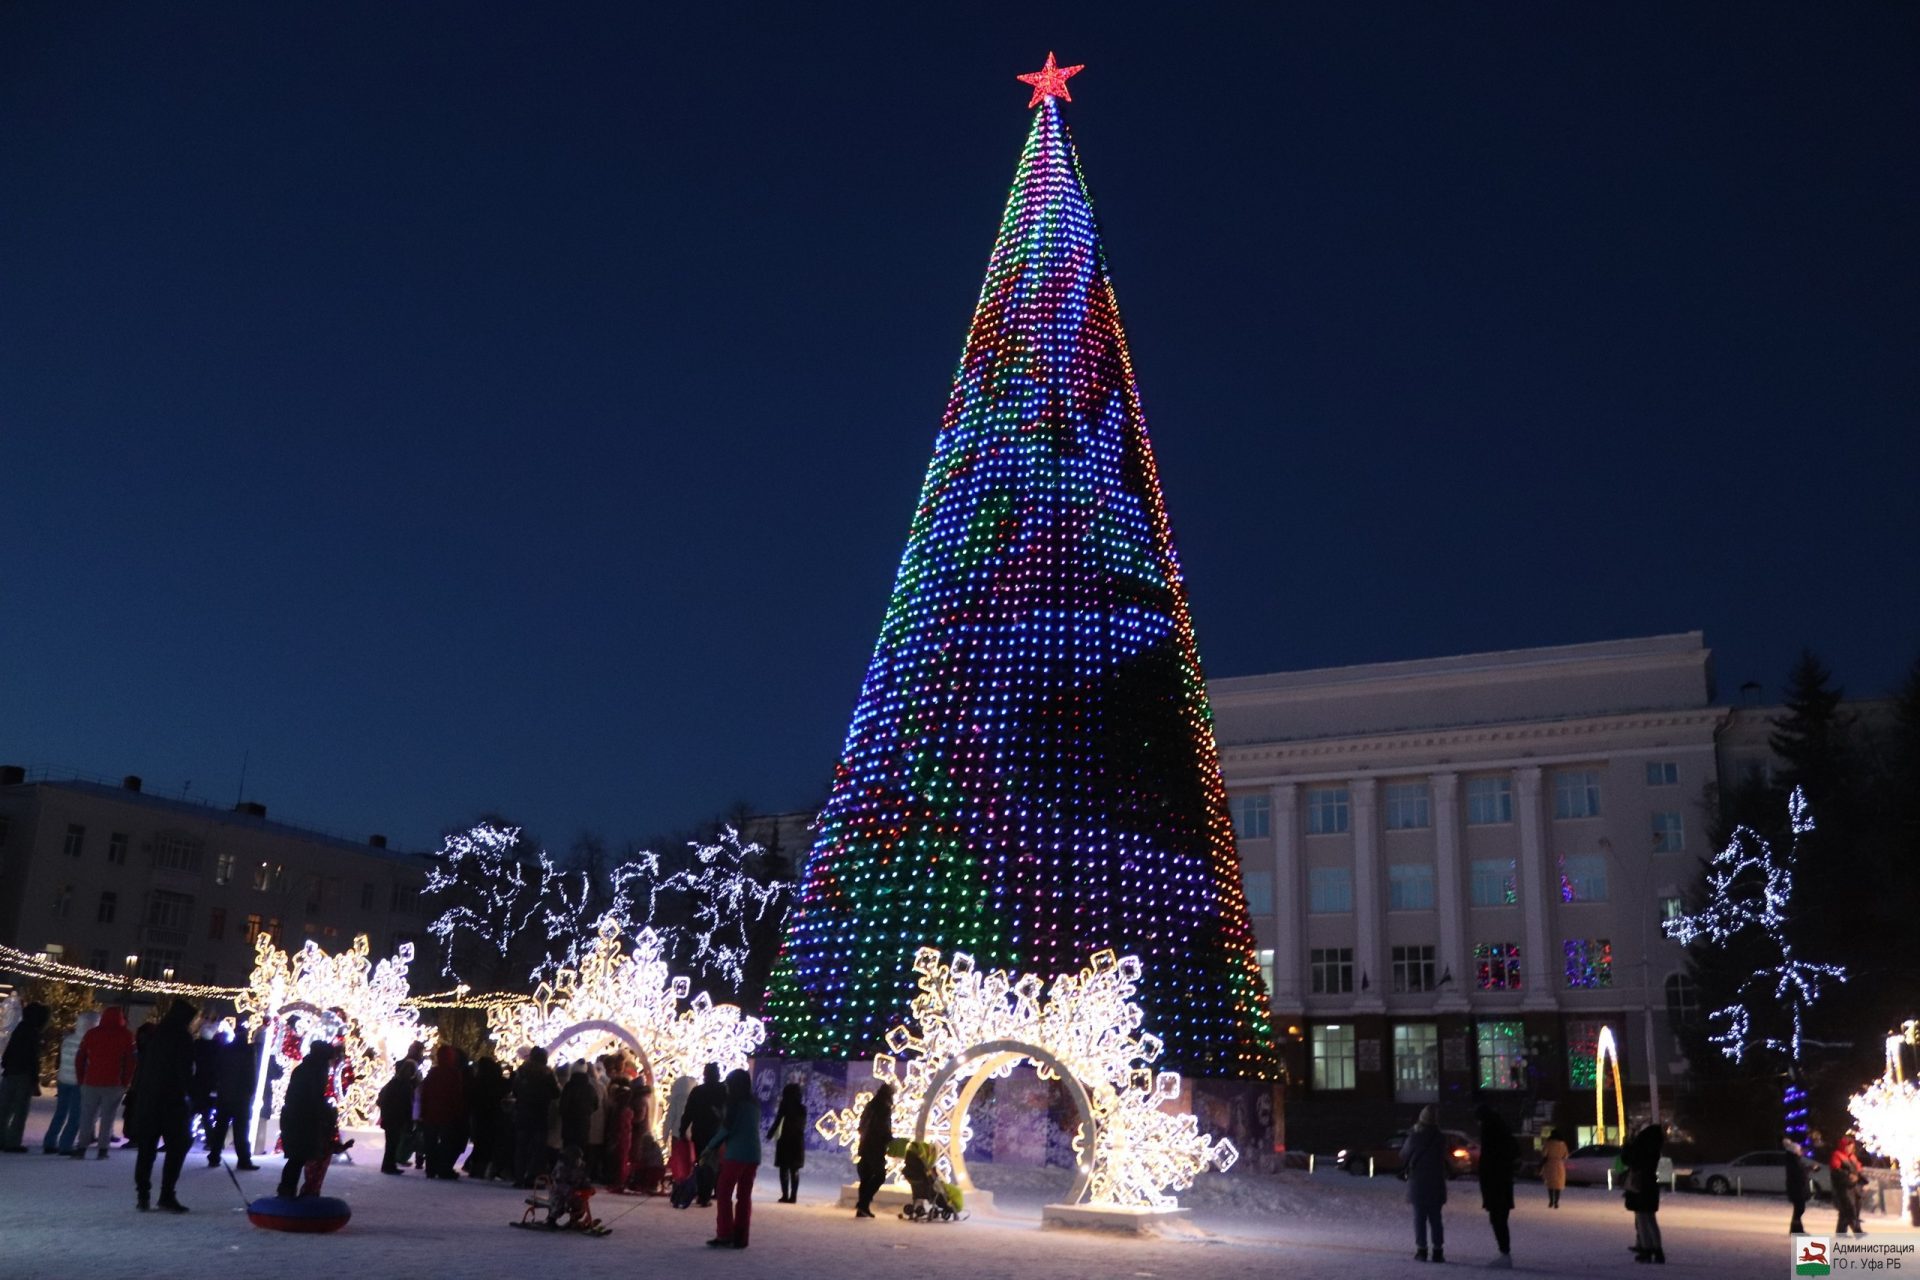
[559,1060,599,1152]
[377,1058,419,1174]
[768,1081,807,1204]
[419,1045,467,1179]
[276,1041,339,1198]
[204,1029,260,1169]
[1400,1105,1449,1263]
[0,1001,49,1152]
[130,1000,199,1212]
[510,1047,560,1188]
[1623,1124,1666,1263]
[120,1021,156,1145]
[1785,1139,1813,1235]
[853,1082,894,1218]
[463,1056,508,1179]
[679,1063,726,1208]
[189,1025,221,1149]
[1477,1105,1518,1267]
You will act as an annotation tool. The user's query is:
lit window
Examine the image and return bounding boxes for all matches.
[1553,770,1602,819]
[1476,1020,1526,1089]
[1388,863,1435,910]
[1308,866,1352,913]
[1309,947,1354,994]
[1306,787,1350,835]
[1242,867,1273,914]
[1659,895,1683,921]
[1564,938,1613,989]
[215,853,234,885]
[1475,941,1522,990]
[1465,776,1513,825]
[1384,782,1431,830]
[1645,761,1679,787]
[1257,948,1275,997]
[1558,853,1608,902]
[1470,859,1517,907]
[1230,793,1271,839]
[1393,1023,1439,1099]
[1652,811,1685,853]
[1391,944,1436,993]
[1311,1024,1357,1090]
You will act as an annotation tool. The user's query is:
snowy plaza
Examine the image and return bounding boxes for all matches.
[0,1098,1835,1280]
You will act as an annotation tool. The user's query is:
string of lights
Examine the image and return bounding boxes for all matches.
[0,941,242,1000]
[766,59,1277,1077]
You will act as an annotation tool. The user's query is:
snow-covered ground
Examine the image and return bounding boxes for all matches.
[0,1099,1872,1279]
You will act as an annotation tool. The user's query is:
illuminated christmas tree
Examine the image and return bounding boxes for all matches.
[768,57,1278,1077]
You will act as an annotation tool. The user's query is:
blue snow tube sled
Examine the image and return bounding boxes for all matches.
[247,1194,352,1233]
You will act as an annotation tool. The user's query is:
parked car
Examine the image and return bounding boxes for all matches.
[1687,1150,1831,1198]
[1338,1129,1480,1178]
[1560,1143,1623,1186]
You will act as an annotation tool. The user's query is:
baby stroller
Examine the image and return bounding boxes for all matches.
[898,1141,965,1222]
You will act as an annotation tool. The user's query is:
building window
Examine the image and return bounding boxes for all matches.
[243,913,263,944]
[252,861,284,893]
[138,949,183,982]
[63,824,86,857]
[1659,895,1684,921]
[97,891,117,924]
[1257,948,1275,998]
[0,815,9,847]
[1384,782,1431,830]
[1475,942,1522,990]
[1306,787,1350,835]
[201,962,218,985]
[208,907,226,941]
[53,884,73,918]
[1645,761,1679,787]
[1311,1024,1357,1091]
[1465,776,1513,826]
[361,882,376,911]
[390,881,422,914]
[1651,811,1685,853]
[106,832,128,865]
[1308,866,1352,913]
[1230,793,1271,839]
[1470,859,1517,907]
[1388,863,1435,910]
[1665,972,1699,1025]
[1566,1020,1619,1087]
[88,948,111,973]
[1558,853,1608,903]
[1393,1023,1440,1099]
[145,890,194,933]
[1242,868,1273,914]
[304,876,325,913]
[1563,938,1613,988]
[1391,944,1436,993]
[1553,770,1602,819]
[1309,947,1354,995]
[266,916,281,940]
[215,853,234,885]
[150,831,204,874]
[1476,1020,1527,1090]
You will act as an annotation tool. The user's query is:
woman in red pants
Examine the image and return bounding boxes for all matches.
[702,1069,762,1249]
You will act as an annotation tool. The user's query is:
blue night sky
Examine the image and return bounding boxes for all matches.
[3,4,1915,853]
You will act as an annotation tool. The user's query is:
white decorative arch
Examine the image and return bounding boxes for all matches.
[487,916,763,1137]
[815,947,1236,1211]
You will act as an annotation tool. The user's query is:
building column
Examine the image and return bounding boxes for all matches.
[1431,771,1469,1013]
[1268,782,1302,1014]
[1515,766,1557,1011]
[1350,777,1385,1012]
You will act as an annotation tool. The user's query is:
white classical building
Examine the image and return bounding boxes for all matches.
[1210,632,1784,1145]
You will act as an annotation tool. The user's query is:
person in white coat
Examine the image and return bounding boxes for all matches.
[43,1012,98,1154]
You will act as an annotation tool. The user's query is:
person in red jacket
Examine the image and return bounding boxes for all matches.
[72,1007,136,1160]
[419,1045,467,1180]
[1831,1135,1869,1236]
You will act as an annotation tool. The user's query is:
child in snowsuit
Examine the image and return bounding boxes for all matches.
[546,1144,595,1229]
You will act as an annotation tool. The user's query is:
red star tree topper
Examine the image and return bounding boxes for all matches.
[1016,51,1084,108]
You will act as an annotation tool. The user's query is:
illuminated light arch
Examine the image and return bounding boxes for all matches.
[1849,1020,1920,1213]
[487,916,763,1138]
[816,948,1235,1212]
[238,932,433,1140]
[1594,1026,1628,1146]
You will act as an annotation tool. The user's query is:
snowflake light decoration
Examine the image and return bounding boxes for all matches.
[814,947,1236,1211]
[1850,1022,1920,1216]
[486,914,764,1129]
[237,931,433,1130]
[1662,787,1845,1064]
